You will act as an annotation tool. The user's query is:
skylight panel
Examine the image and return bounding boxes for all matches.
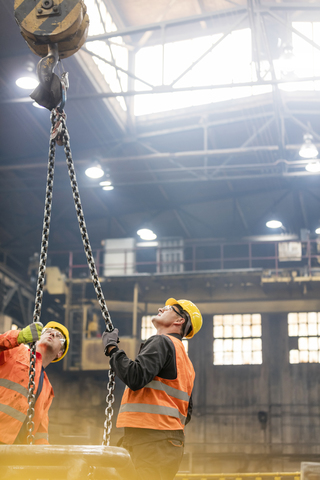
[134,28,260,116]
[85,0,128,111]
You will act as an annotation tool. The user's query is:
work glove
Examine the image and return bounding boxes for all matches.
[17,322,43,344]
[102,328,120,356]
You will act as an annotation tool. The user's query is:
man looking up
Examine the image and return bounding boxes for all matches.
[102,297,202,480]
[0,321,69,445]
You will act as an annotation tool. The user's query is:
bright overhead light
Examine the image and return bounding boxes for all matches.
[15,76,39,90]
[279,44,296,77]
[102,185,114,191]
[85,165,104,178]
[266,220,283,229]
[99,180,112,186]
[316,228,320,235]
[137,228,157,240]
[305,161,320,173]
[299,134,318,159]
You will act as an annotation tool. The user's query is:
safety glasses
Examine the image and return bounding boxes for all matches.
[41,328,66,344]
[162,305,185,319]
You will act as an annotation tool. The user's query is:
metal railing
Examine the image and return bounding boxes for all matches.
[47,238,320,279]
[175,473,300,480]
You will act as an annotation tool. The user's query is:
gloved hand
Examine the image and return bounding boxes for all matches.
[17,322,43,344]
[102,328,119,356]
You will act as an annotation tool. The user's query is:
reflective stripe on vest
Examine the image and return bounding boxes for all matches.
[144,379,190,402]
[119,402,187,425]
[0,378,28,398]
[0,403,26,423]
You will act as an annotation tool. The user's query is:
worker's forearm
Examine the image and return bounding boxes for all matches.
[0,331,20,352]
[110,336,171,390]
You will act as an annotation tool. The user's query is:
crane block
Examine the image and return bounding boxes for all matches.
[14,0,89,59]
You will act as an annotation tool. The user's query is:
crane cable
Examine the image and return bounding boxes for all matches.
[26,106,115,447]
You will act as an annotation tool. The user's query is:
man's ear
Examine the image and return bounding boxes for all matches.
[55,349,64,361]
[173,318,184,326]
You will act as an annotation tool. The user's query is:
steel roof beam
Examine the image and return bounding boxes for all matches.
[86,4,320,43]
[4,73,320,105]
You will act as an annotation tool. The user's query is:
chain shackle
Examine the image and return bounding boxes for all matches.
[55,110,116,445]
[26,121,56,443]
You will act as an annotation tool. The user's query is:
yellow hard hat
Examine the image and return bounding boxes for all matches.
[43,321,70,362]
[166,298,202,338]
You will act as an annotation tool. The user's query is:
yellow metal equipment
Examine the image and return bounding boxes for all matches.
[0,444,139,480]
[175,473,300,480]
[14,0,89,59]
[14,0,89,110]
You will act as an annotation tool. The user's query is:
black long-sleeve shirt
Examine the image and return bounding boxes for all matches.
[110,333,193,446]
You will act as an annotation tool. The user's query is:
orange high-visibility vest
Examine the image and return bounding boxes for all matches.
[0,330,54,445]
[117,335,195,430]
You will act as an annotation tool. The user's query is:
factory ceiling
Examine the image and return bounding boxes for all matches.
[0,0,320,273]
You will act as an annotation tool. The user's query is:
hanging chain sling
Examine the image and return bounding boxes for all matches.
[26,107,116,447]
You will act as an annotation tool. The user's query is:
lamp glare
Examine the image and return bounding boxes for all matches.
[266,220,283,229]
[299,134,318,159]
[85,165,104,178]
[16,77,39,89]
[137,229,157,240]
[305,162,320,173]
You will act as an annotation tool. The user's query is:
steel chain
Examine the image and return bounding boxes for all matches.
[54,109,115,446]
[26,119,56,443]
[26,344,36,444]
[102,369,116,446]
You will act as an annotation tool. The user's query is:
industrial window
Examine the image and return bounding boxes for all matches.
[288,312,320,364]
[141,315,189,354]
[213,314,262,365]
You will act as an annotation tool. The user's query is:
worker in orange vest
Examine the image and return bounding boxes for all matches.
[0,321,69,445]
[102,298,202,480]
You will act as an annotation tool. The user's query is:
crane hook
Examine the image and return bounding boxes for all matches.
[30,43,66,111]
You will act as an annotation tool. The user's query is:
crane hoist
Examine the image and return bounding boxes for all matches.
[14,0,89,110]
[13,0,116,447]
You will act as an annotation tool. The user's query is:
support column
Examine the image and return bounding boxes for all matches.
[132,282,139,338]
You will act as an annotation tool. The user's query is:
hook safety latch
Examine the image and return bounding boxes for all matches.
[30,43,68,111]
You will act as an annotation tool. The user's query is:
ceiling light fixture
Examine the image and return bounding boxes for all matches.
[315,228,320,235]
[305,161,320,173]
[299,134,318,159]
[102,185,114,191]
[85,164,104,179]
[137,228,157,241]
[266,220,283,229]
[16,76,39,90]
[279,44,296,77]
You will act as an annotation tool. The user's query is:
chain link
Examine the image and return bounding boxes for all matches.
[26,118,56,444]
[54,109,116,446]
[102,369,116,446]
[26,343,37,444]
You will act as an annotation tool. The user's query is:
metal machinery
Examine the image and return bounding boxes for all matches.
[14,0,89,109]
